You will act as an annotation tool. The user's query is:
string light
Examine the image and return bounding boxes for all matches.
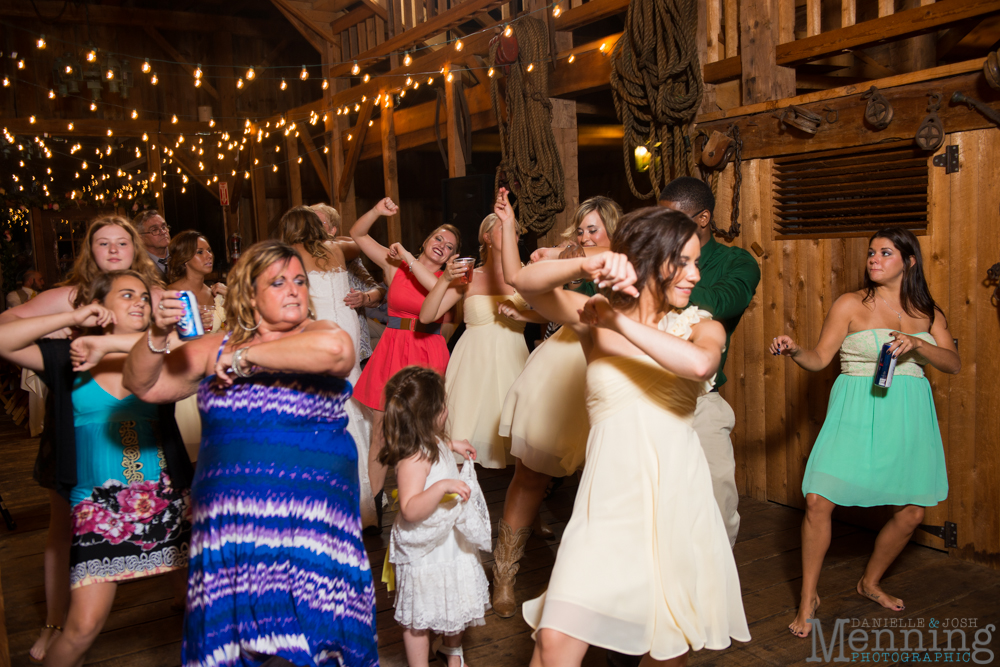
[36,35,46,49]
[48,89,55,99]
[406,76,412,86]
[172,115,178,123]
[17,59,25,70]
[352,61,360,75]
[194,64,203,79]
[504,25,513,37]
[68,123,74,131]
[90,102,97,111]
[29,116,35,124]
[446,72,454,82]
[245,171,250,179]
[363,73,370,83]
[142,58,151,73]
[347,134,353,141]
[86,48,96,62]
[107,129,113,136]
[297,156,303,163]
[568,54,575,63]
[300,65,309,80]
[194,78,202,88]
[322,79,329,90]
[209,119,216,127]
[527,63,534,72]
[488,68,494,77]
[131,108,138,119]
[246,66,256,81]
[272,165,278,172]
[553,5,561,16]
[455,40,464,51]
[414,81,420,89]
[1,77,8,87]
[237,78,244,89]
[64,64,73,74]
[142,133,148,141]
[106,67,114,80]
[368,120,373,127]
[404,52,412,66]
[151,73,158,85]
[599,42,608,53]
[280,79,287,90]
[428,77,433,85]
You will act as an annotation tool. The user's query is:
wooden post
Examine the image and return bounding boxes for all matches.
[445,73,467,178]
[146,142,165,207]
[381,96,402,244]
[285,133,302,207]
[699,0,720,113]
[250,141,268,242]
[327,41,357,228]
[739,0,796,105]
[543,28,580,246]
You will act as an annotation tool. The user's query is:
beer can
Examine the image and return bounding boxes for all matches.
[176,290,206,340]
[874,342,897,388]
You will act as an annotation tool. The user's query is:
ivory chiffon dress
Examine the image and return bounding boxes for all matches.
[802,328,948,507]
[499,324,590,477]
[310,268,377,529]
[445,294,530,468]
[522,307,750,659]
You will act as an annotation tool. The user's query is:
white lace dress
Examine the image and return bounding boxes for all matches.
[309,269,377,529]
[390,439,492,634]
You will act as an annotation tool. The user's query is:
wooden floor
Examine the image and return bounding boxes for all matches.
[3,417,1000,666]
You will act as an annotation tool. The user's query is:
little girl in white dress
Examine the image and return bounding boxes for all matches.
[378,366,492,667]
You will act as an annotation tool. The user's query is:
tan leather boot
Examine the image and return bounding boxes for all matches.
[492,519,532,618]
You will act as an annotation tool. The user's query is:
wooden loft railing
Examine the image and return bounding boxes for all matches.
[703,0,1000,88]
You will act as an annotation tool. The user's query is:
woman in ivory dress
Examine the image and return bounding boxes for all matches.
[279,206,378,531]
[418,211,540,469]
[511,207,750,667]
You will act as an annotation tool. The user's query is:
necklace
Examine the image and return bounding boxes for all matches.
[877,291,904,322]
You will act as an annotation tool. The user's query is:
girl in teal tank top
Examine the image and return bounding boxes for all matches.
[0,270,192,667]
[771,228,961,640]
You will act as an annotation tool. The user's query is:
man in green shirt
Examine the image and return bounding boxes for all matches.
[660,177,761,547]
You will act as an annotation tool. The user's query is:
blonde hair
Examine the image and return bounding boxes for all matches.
[279,206,335,270]
[419,224,463,264]
[309,203,341,235]
[223,240,314,346]
[477,214,500,265]
[60,216,162,307]
[561,196,623,242]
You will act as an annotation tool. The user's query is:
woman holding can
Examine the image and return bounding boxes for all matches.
[771,227,960,638]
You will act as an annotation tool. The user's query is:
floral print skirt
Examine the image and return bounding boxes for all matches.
[70,471,192,589]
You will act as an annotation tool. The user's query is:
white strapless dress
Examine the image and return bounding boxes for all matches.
[310,269,377,529]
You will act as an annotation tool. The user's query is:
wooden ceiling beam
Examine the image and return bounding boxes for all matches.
[299,128,332,200]
[271,0,330,53]
[330,6,377,36]
[327,0,507,79]
[0,2,280,38]
[339,96,376,194]
[552,0,629,32]
[143,27,221,100]
[355,0,389,22]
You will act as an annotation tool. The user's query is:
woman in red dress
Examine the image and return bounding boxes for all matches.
[350,197,461,529]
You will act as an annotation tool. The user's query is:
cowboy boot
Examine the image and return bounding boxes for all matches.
[492,519,532,618]
[531,513,555,539]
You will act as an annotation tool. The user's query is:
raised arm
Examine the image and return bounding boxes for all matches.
[388,243,440,292]
[0,304,113,372]
[419,259,465,323]
[496,188,523,287]
[769,293,854,371]
[349,197,400,278]
[0,286,76,324]
[581,296,724,382]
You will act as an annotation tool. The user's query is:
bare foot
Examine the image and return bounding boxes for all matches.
[788,596,820,638]
[29,626,60,663]
[857,579,904,611]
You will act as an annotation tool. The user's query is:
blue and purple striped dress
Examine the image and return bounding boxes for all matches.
[182,341,378,667]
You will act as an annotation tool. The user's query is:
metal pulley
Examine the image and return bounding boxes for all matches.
[777,105,822,134]
[915,93,945,152]
[489,27,519,74]
[985,50,1000,91]
[700,130,735,169]
[862,86,894,130]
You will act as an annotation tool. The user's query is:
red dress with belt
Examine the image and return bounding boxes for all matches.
[353,263,449,409]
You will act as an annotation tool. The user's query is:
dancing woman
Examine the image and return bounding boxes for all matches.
[123,241,378,667]
[349,197,461,515]
[491,193,621,617]
[0,215,161,662]
[772,227,959,638]
[418,210,536,469]
[514,207,749,667]
[0,271,192,667]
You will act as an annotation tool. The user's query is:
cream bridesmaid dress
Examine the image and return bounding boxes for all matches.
[445,293,530,468]
[522,307,750,659]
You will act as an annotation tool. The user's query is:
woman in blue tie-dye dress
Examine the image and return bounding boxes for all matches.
[123,240,378,667]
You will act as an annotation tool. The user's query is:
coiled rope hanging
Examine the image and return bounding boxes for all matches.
[489,17,565,235]
[610,0,704,200]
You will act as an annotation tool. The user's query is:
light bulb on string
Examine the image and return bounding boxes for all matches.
[526,63,534,72]
[300,65,309,80]
[322,78,329,90]
[172,115,178,123]
[568,54,575,63]
[428,76,433,84]
[142,59,151,73]
[504,25,512,37]
[194,64,202,79]
[352,61,360,75]
[131,109,138,119]
[106,67,114,80]
[142,133,148,141]
[90,102,97,111]
[246,66,255,80]
[151,73,158,85]
[18,60,25,70]
[446,72,454,82]
[405,76,412,86]
[280,79,287,90]
[48,89,55,99]
[553,4,561,17]
[455,40,463,51]
[1,77,8,87]
[236,78,244,89]
[194,78,202,88]
[363,73,370,83]
[488,68,494,77]
[36,35,46,49]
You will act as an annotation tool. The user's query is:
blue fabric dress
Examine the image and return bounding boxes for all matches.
[182,334,378,667]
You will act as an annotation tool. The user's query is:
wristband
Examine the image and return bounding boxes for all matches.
[232,347,257,378]
[147,329,170,355]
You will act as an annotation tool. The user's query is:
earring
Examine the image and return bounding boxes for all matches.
[239,313,261,332]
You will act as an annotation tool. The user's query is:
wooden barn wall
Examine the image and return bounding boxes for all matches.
[715,128,1000,567]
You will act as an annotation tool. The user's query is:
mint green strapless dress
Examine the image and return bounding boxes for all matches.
[801,329,948,507]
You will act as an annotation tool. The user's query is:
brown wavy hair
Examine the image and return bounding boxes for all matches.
[60,216,162,307]
[279,206,337,271]
[561,196,623,241]
[378,366,448,467]
[223,240,314,346]
[166,231,211,283]
[862,227,942,326]
[605,207,698,312]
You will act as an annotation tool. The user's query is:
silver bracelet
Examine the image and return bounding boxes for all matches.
[232,347,256,378]
[147,329,170,355]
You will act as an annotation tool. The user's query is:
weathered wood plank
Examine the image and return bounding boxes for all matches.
[381,98,402,245]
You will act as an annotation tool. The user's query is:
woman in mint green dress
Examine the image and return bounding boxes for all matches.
[770,227,960,639]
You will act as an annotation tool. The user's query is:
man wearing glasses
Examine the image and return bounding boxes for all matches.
[134,209,171,277]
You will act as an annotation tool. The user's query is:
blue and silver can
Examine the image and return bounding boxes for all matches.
[874,342,897,388]
[176,290,206,340]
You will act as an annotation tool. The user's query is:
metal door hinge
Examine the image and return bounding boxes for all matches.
[932,145,959,173]
[918,521,958,549]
